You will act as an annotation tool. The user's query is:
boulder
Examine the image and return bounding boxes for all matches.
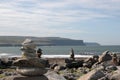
[65,59,83,68]
[78,69,105,80]
[0,75,48,80]
[0,71,67,80]
[13,58,47,68]
[109,68,120,80]
[98,50,112,63]
[45,71,66,80]
[16,67,47,76]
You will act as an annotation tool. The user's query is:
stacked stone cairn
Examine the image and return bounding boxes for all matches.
[13,39,48,76]
[65,48,83,68]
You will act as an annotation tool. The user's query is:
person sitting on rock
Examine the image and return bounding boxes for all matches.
[36,48,43,58]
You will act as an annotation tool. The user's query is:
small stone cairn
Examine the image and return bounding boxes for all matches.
[13,39,48,76]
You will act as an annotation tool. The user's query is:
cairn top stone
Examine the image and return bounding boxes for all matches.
[22,39,36,49]
[21,39,36,58]
[69,48,75,60]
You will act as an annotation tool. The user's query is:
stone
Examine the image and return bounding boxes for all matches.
[22,39,36,50]
[111,53,118,66]
[16,67,47,76]
[0,75,48,80]
[98,50,112,63]
[69,48,75,60]
[0,71,67,80]
[13,58,47,68]
[45,71,67,80]
[106,65,117,71]
[109,68,120,80]
[78,69,105,80]
[21,39,36,58]
[65,60,83,68]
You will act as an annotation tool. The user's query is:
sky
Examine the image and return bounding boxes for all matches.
[0,0,120,45]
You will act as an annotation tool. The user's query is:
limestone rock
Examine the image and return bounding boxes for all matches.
[16,67,47,76]
[0,71,67,80]
[0,75,48,80]
[99,50,112,63]
[21,39,36,58]
[78,69,105,80]
[45,71,66,80]
[13,58,47,68]
[22,39,36,49]
[109,68,120,80]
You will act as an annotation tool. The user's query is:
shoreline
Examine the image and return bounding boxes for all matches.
[0,54,92,58]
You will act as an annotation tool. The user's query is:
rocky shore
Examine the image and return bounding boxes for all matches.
[1,39,120,80]
[1,52,120,80]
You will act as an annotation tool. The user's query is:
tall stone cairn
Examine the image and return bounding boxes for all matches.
[13,39,48,76]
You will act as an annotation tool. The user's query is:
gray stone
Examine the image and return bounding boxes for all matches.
[106,65,117,71]
[45,71,66,80]
[99,50,112,63]
[0,75,48,80]
[109,69,120,80]
[0,71,67,80]
[78,69,105,80]
[16,67,47,76]
[21,39,36,58]
[13,58,47,68]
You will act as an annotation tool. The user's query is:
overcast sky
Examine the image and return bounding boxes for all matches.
[0,0,120,45]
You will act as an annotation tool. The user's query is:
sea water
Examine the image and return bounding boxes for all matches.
[0,46,120,58]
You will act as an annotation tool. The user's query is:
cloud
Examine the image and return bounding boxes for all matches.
[0,0,120,38]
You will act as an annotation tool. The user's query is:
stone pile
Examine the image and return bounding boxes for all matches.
[13,39,48,76]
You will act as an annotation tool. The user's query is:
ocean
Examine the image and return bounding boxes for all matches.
[0,46,120,58]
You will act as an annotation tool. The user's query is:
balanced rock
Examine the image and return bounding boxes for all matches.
[16,67,47,76]
[21,39,36,58]
[13,39,48,76]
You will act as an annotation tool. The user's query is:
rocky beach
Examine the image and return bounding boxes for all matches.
[0,39,120,80]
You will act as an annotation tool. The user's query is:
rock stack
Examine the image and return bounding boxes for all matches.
[13,39,48,76]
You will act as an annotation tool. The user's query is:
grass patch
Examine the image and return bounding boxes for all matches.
[0,74,6,78]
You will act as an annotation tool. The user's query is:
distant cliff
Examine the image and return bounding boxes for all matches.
[85,42,101,46]
[0,36,86,46]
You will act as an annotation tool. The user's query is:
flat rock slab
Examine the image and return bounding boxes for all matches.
[0,75,48,80]
[0,71,66,80]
